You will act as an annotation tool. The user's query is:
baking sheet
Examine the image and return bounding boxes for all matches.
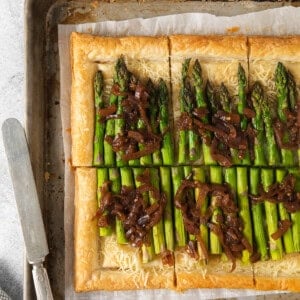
[58,6,300,300]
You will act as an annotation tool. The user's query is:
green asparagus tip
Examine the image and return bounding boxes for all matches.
[287,70,297,109]
[94,71,104,96]
[287,71,296,89]
[115,56,130,90]
[206,80,218,114]
[146,79,156,99]
[183,81,194,113]
[275,62,287,90]
[206,80,213,96]
[147,78,155,90]
[182,58,191,79]
[238,63,246,88]
[158,78,168,105]
[192,59,203,88]
[219,83,230,112]
[251,82,263,110]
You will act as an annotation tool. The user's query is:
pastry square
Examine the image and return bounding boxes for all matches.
[74,167,175,292]
[70,33,170,167]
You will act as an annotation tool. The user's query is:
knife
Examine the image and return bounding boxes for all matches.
[2,118,54,300]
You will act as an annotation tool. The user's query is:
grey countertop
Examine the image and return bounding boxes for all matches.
[0,0,24,299]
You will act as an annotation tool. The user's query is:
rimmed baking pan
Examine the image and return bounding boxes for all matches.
[24,1,298,299]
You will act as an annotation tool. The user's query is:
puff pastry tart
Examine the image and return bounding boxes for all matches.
[70,32,300,292]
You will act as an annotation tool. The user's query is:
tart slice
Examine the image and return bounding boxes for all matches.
[74,167,175,292]
[70,33,171,167]
[169,35,249,166]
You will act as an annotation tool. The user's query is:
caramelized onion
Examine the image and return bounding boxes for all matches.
[243,107,256,119]
[271,220,293,240]
[215,110,240,125]
[175,177,253,266]
[111,83,127,96]
[95,169,167,248]
[273,108,299,150]
[98,104,117,118]
[101,79,164,160]
[250,174,300,213]
[177,112,193,131]
[161,250,174,266]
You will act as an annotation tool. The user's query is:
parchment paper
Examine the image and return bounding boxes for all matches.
[58,6,300,300]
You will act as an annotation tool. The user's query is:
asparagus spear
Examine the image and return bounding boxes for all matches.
[237,64,247,132]
[262,98,280,166]
[219,83,231,113]
[104,86,118,166]
[138,117,152,166]
[183,67,199,162]
[115,57,130,167]
[210,166,223,254]
[93,71,105,166]
[97,168,112,236]
[287,71,300,166]
[224,168,237,204]
[250,168,268,261]
[192,60,214,165]
[172,166,187,247]
[261,168,283,260]
[275,62,294,166]
[276,169,294,254]
[158,79,174,165]
[157,79,175,251]
[149,168,166,254]
[136,79,152,166]
[193,167,208,255]
[287,70,297,110]
[206,80,218,115]
[148,80,162,165]
[219,83,241,164]
[221,167,237,262]
[133,168,155,263]
[236,167,253,263]
[251,82,267,166]
[288,168,300,252]
[109,168,126,244]
[237,64,250,165]
[178,59,190,164]
[160,167,175,251]
[184,165,195,242]
[128,77,140,167]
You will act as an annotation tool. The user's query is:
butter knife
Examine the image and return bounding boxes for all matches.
[2,118,54,300]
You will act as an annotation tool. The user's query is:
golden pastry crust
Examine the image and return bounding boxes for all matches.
[170,35,248,60]
[74,167,174,292]
[249,36,300,60]
[70,32,170,167]
[253,253,300,292]
[175,250,254,291]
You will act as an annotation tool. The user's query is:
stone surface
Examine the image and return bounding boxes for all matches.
[0,1,24,299]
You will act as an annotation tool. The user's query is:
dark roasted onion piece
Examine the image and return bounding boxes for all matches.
[271,219,293,240]
[250,174,300,213]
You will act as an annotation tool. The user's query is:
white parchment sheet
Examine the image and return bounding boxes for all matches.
[58,6,300,300]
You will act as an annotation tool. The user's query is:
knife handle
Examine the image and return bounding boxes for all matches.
[32,263,54,300]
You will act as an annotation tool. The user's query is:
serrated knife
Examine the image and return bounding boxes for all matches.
[2,118,53,300]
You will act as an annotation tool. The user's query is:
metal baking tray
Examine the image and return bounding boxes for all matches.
[24,1,298,299]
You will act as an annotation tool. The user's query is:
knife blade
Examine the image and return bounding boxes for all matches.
[2,118,53,300]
